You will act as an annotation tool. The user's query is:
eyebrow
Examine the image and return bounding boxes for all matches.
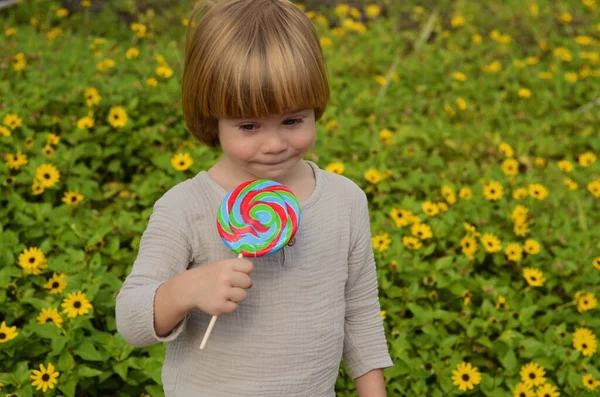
[230,109,309,122]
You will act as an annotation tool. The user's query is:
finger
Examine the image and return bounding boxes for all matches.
[233,259,254,275]
[220,300,238,314]
[227,287,248,303]
[229,272,252,289]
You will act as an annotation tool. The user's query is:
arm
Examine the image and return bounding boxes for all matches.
[355,369,386,397]
[342,191,393,382]
[115,198,193,346]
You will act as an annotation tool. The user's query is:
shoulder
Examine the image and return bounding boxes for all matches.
[318,166,368,206]
[154,171,213,213]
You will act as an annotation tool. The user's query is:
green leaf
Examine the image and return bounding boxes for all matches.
[58,375,77,397]
[74,341,105,361]
[77,366,103,377]
[501,349,517,374]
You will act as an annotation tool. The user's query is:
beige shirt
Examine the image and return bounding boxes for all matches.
[115,160,393,397]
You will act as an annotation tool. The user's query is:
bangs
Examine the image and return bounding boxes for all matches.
[193,0,329,119]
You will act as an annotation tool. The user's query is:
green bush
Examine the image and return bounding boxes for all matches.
[1,0,599,396]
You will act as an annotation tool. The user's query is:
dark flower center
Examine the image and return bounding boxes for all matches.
[29,257,35,263]
[520,393,526,397]
[42,374,50,381]
[44,173,50,179]
[113,115,119,120]
[531,276,537,281]
[52,282,59,288]
[583,344,588,349]
[529,373,536,379]
[71,197,77,202]
[180,161,185,166]
[0,332,6,339]
[73,301,82,309]
[584,300,588,305]
[46,318,53,323]
[462,374,470,381]
[491,189,495,194]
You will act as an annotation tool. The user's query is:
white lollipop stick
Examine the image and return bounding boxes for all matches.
[199,252,243,350]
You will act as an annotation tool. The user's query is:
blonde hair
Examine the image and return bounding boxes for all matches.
[182,0,330,148]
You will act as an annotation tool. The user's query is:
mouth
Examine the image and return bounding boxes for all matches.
[261,158,289,166]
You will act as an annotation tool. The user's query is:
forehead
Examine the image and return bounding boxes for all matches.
[224,108,311,121]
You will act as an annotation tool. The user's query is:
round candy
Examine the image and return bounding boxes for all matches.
[216,179,301,257]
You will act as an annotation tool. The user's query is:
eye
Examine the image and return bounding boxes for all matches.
[283,118,303,127]
[239,123,258,132]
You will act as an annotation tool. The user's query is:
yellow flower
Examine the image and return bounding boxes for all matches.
[61,291,93,318]
[5,27,17,37]
[450,15,466,28]
[81,0,91,7]
[583,373,600,391]
[325,162,345,174]
[481,234,502,253]
[332,27,345,37]
[62,191,84,206]
[375,76,387,86]
[593,256,600,271]
[365,5,381,19]
[554,47,573,62]
[444,104,456,118]
[4,151,28,170]
[37,307,63,327]
[130,23,147,38]
[513,382,535,397]
[499,142,514,157]
[441,186,456,204]
[334,4,350,17]
[459,187,472,200]
[460,235,478,259]
[3,113,23,130]
[518,88,532,98]
[390,208,415,227]
[379,128,392,145]
[156,66,174,78]
[437,202,448,212]
[44,273,68,294]
[453,72,467,81]
[422,201,439,217]
[578,151,597,166]
[576,292,597,313]
[505,243,523,262]
[325,119,338,131]
[483,181,504,201]
[84,87,101,107]
[372,233,391,252]
[535,383,560,397]
[501,158,519,176]
[411,223,432,240]
[583,0,597,9]
[535,157,545,167]
[41,144,55,159]
[482,60,502,73]
[35,163,61,188]
[126,47,140,59]
[380,310,386,320]
[524,240,540,255]
[463,290,472,306]
[557,160,573,172]
[12,52,26,71]
[464,222,480,237]
[320,37,332,47]
[514,221,529,237]
[47,27,63,40]
[456,98,467,110]
[56,8,69,17]
[0,126,10,136]
[588,179,600,198]
[365,169,385,184]
[563,178,578,190]
[558,11,572,23]
[30,363,60,392]
[513,187,528,199]
[451,362,481,392]
[77,116,95,129]
[520,362,546,387]
[538,71,553,79]
[96,59,115,72]
[523,267,545,286]
[496,296,509,310]
[171,153,193,171]
[402,236,422,250]
[472,33,483,44]
[573,327,598,356]
[565,72,578,83]
[528,183,548,200]
[47,133,60,145]
[0,321,18,343]
[108,106,128,128]
[182,18,189,26]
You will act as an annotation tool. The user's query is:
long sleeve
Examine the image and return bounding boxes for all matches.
[342,192,393,379]
[115,196,194,347]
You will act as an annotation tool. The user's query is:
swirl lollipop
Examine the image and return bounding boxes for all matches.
[199,179,301,349]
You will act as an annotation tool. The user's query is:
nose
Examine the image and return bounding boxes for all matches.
[262,130,288,154]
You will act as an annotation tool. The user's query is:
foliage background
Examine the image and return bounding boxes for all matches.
[1,0,599,396]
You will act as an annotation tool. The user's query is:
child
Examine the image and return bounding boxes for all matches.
[115,0,393,395]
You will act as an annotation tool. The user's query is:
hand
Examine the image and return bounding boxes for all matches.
[184,258,254,316]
